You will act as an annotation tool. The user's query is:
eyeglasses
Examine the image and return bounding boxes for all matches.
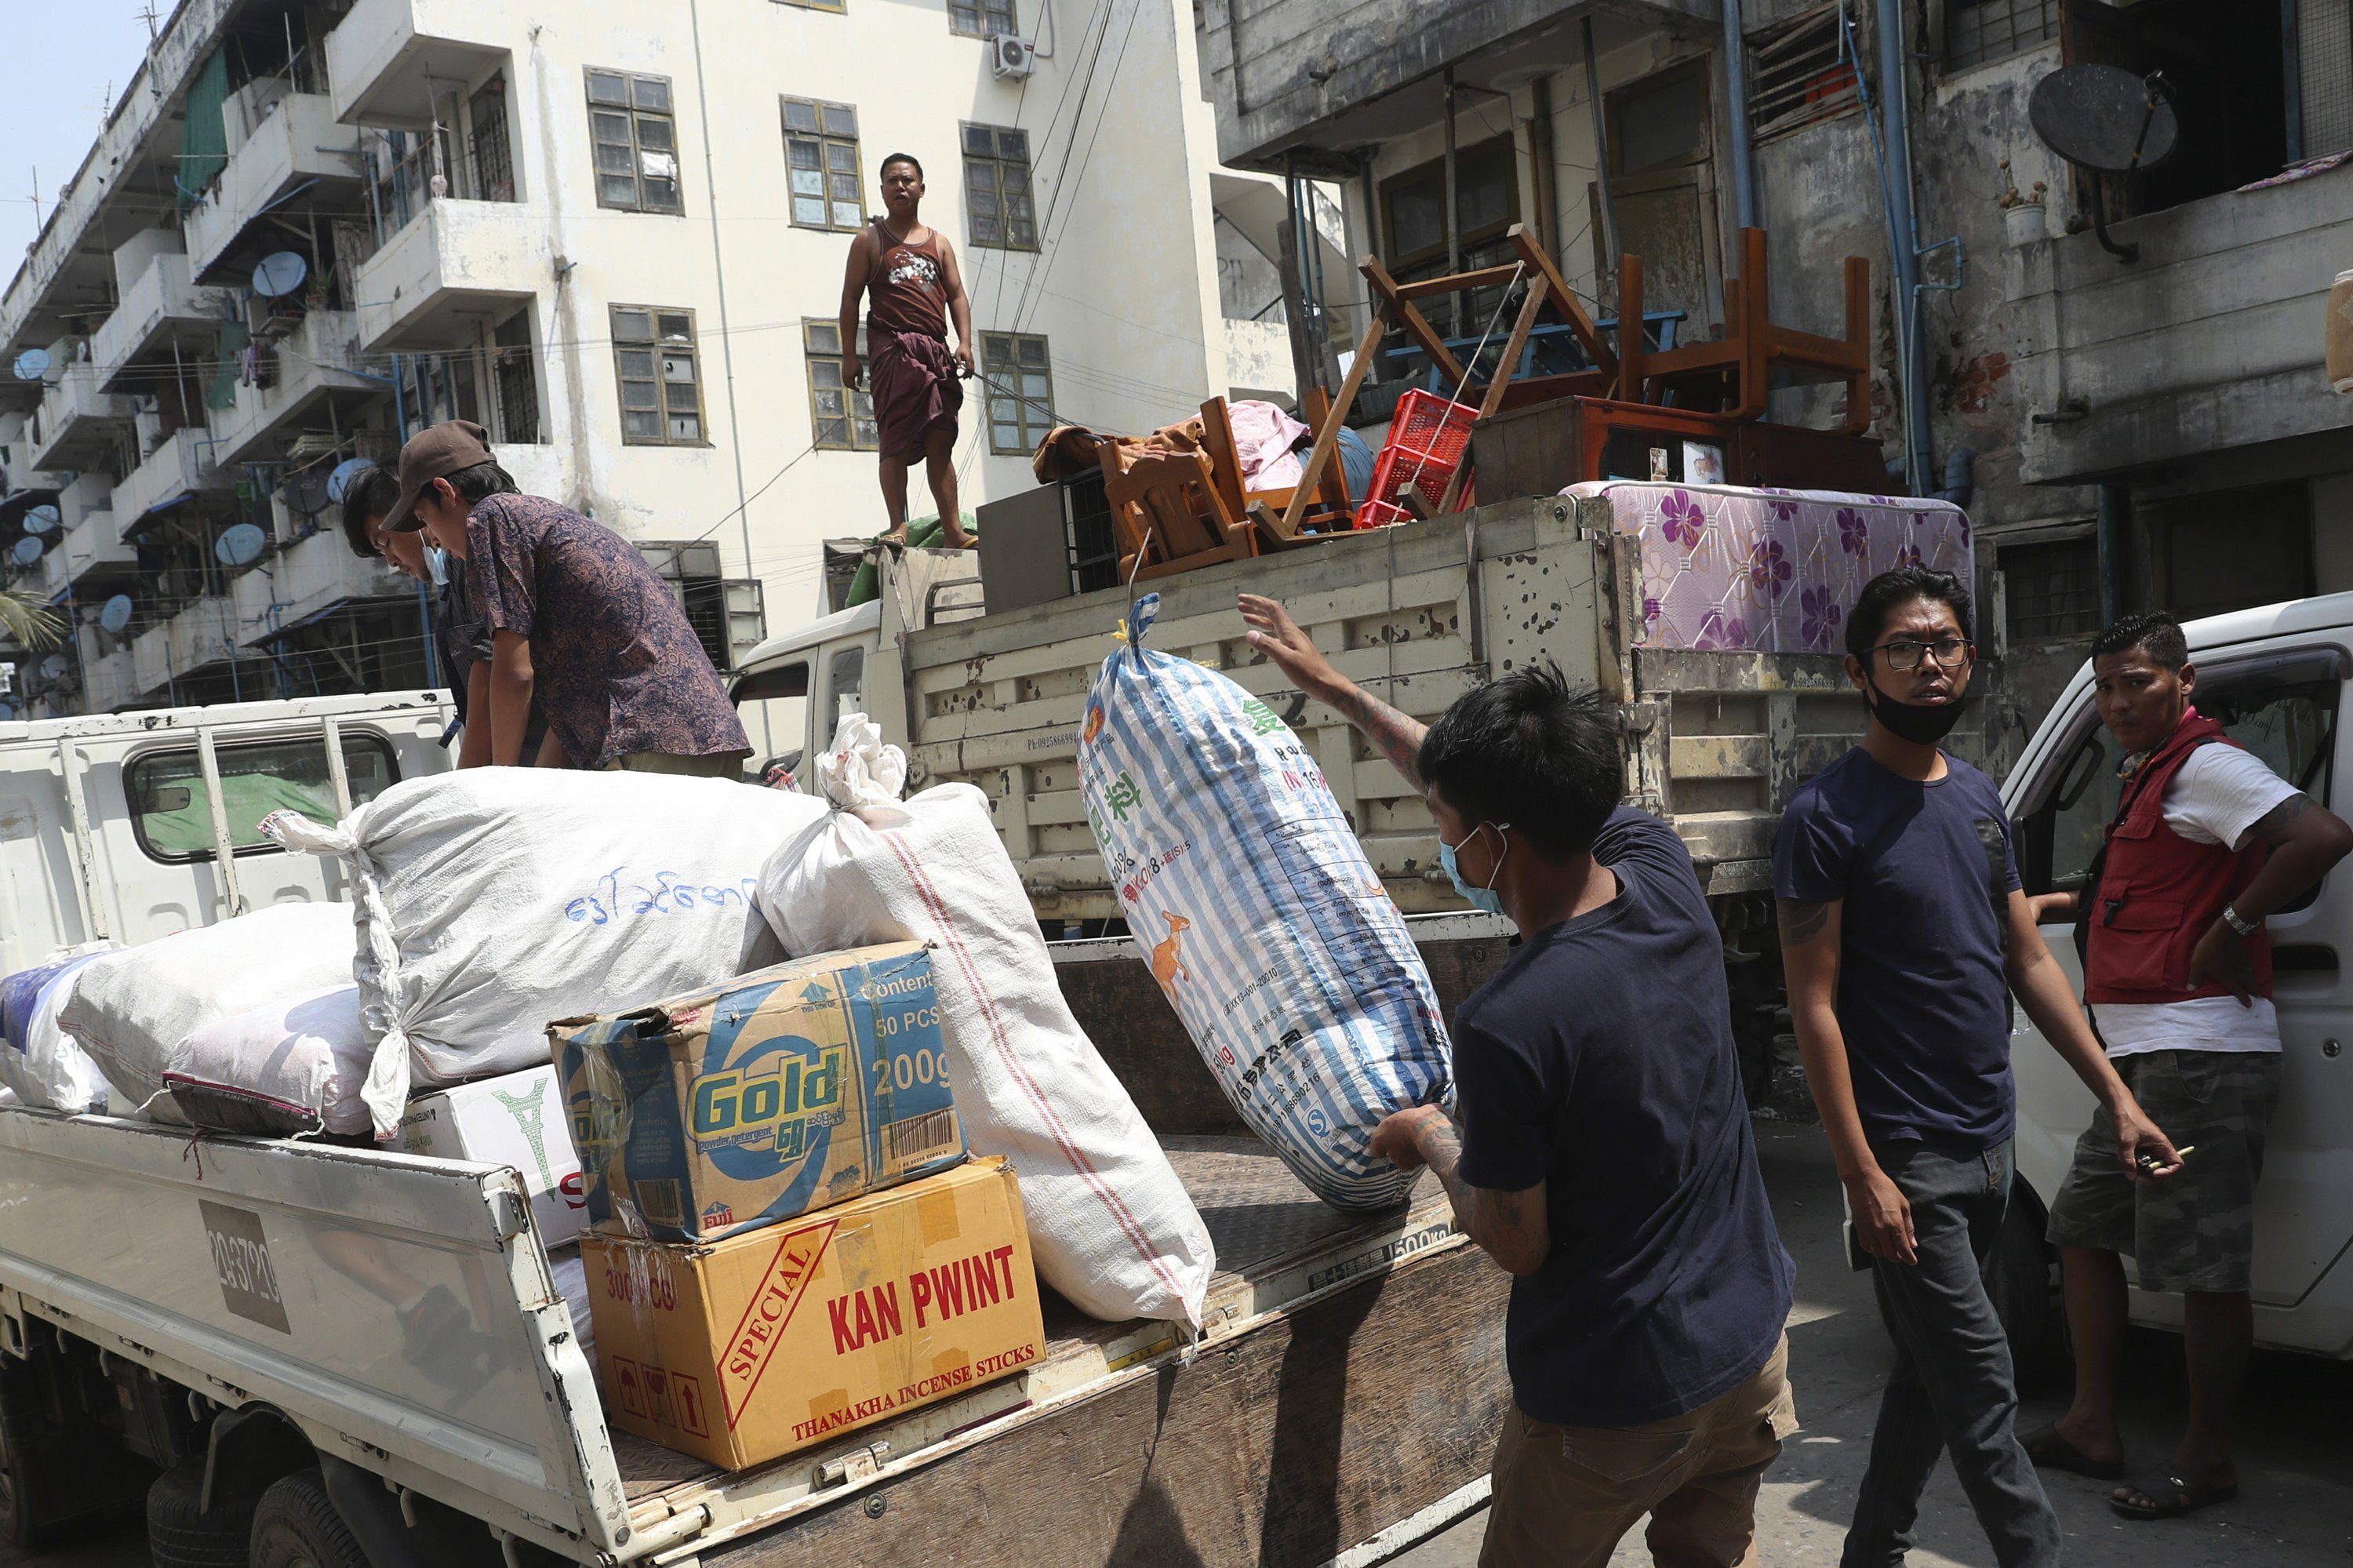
[1866,636,1973,671]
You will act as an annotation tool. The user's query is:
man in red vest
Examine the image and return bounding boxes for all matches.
[2025,610,2351,1520]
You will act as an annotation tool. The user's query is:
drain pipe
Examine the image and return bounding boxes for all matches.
[1722,0,1755,230]
[1873,0,1931,493]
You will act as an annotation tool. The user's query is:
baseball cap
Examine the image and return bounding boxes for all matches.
[383,419,493,533]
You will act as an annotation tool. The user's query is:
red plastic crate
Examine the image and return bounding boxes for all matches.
[1356,390,1478,529]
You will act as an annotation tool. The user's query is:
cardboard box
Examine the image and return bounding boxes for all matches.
[581,1156,1045,1469]
[399,1065,587,1246]
[554,942,966,1243]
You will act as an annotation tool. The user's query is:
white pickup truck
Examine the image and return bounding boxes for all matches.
[2001,593,2353,1366]
[0,693,1509,1565]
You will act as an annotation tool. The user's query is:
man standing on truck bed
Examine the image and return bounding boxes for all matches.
[2021,609,2351,1522]
[385,420,749,775]
[1239,593,1798,1568]
[1775,567,2178,1568]
[839,153,976,550]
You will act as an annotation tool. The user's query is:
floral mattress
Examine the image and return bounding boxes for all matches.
[1562,482,1975,654]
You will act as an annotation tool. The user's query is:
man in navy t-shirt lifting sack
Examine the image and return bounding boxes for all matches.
[1775,567,2179,1568]
[1240,593,1797,1568]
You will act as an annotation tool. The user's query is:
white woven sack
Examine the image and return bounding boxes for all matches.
[0,946,118,1114]
[59,904,360,1122]
[758,715,1216,1330]
[1075,593,1453,1210]
[264,768,826,1137]
[164,986,373,1137]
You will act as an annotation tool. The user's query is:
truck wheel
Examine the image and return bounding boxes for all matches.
[249,1468,371,1568]
[147,1457,259,1568]
[1988,1188,2068,1395]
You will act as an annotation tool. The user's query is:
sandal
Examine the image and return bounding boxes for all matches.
[2110,1468,2238,1520]
[2021,1423,2125,1481]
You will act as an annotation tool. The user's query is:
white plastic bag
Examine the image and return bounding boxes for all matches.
[0,947,118,1114]
[163,986,373,1137]
[758,715,1217,1329]
[1076,594,1453,1210]
[59,904,360,1122]
[263,768,827,1137]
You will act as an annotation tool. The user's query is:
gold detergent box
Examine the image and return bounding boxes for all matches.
[553,942,965,1243]
[580,1156,1045,1470]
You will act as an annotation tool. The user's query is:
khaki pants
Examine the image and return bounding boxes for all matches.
[1482,1335,1797,1568]
[598,750,747,779]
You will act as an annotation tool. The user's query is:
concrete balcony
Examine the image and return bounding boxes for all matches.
[327,0,511,127]
[83,646,141,712]
[60,511,137,591]
[28,364,135,471]
[212,311,379,466]
[92,253,229,393]
[184,94,367,284]
[56,471,113,533]
[24,540,70,601]
[355,198,544,352]
[2006,169,2353,486]
[114,426,231,538]
[230,529,413,643]
[133,602,241,695]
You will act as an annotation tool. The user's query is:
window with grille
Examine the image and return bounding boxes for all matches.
[1947,0,2058,71]
[2302,0,2353,157]
[1747,3,1860,142]
[980,333,1053,455]
[784,99,864,231]
[611,307,706,445]
[950,0,1016,37]
[587,70,682,213]
[469,75,516,202]
[2000,535,2100,644]
[962,124,1036,249]
[493,311,541,445]
[774,0,846,13]
[802,320,878,449]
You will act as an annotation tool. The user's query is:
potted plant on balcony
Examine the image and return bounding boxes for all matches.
[1997,158,2049,246]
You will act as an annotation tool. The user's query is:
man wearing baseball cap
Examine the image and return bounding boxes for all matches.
[385,420,749,774]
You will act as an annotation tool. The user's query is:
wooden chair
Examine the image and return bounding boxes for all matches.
[1197,393,1351,544]
[1614,227,1871,431]
[1098,442,1255,584]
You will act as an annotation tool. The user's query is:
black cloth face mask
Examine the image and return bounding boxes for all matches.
[1864,676,1965,745]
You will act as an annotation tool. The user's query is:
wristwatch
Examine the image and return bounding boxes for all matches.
[2221,903,2261,937]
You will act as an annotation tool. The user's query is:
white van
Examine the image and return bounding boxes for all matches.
[2005,594,2353,1361]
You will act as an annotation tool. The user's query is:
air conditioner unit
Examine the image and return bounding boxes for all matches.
[989,35,1036,79]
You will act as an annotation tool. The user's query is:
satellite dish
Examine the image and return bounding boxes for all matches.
[39,653,69,680]
[9,537,42,566]
[251,251,310,299]
[23,504,60,536]
[326,457,374,504]
[282,468,334,516]
[2029,65,2177,263]
[100,594,133,634]
[11,347,49,381]
[214,522,268,567]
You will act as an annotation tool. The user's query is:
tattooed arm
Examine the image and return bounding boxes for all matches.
[1369,1105,1551,1275]
[1238,593,1428,790]
[2188,790,2353,1000]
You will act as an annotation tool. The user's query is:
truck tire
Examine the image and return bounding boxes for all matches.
[249,1468,371,1568]
[147,1457,258,1568]
[1988,1187,2068,1395]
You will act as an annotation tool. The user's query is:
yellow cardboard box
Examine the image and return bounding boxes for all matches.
[580,1156,1046,1469]
[553,941,966,1243]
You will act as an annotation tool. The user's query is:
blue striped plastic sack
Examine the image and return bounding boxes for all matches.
[1076,593,1452,1210]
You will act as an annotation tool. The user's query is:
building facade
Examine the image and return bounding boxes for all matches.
[0,0,1315,726]
[1201,0,2353,769]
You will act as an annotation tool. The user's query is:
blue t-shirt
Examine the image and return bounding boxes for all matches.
[1453,807,1796,1429]
[1773,748,2020,1148]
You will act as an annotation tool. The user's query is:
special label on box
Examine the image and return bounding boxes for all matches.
[582,1156,1046,1469]
[553,942,966,1244]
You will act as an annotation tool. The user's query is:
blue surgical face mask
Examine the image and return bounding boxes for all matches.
[1439,821,1511,916]
[424,544,449,585]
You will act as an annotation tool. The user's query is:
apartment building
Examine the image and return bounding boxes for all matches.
[0,0,1318,722]
[1200,0,2353,762]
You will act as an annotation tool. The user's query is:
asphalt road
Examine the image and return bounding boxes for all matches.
[9,1121,2351,1567]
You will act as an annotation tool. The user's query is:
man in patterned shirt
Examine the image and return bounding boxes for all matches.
[385,420,749,775]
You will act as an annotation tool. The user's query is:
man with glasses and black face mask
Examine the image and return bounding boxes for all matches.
[1776,567,2177,1568]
